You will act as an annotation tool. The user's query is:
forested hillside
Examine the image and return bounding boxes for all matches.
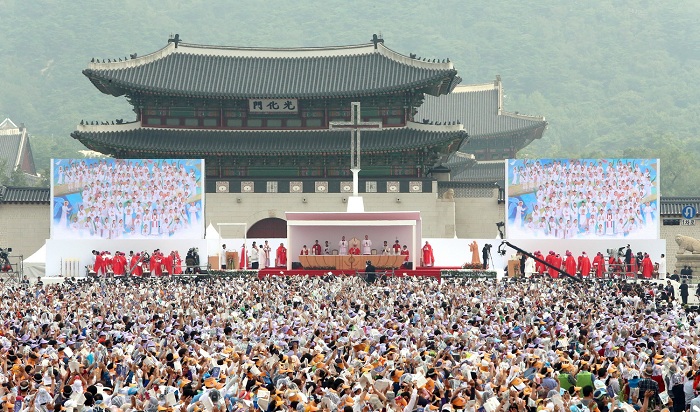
[1,0,699,194]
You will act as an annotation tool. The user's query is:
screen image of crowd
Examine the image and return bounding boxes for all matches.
[51,159,204,239]
[507,159,659,240]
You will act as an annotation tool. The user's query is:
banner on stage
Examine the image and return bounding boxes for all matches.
[505,159,659,240]
[50,159,205,240]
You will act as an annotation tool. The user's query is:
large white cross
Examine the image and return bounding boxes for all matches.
[329,102,382,197]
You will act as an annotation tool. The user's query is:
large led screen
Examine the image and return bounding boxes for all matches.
[51,159,205,239]
[506,159,659,239]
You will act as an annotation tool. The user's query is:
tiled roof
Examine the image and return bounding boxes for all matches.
[660,197,700,216]
[71,122,467,157]
[0,186,50,204]
[0,119,38,178]
[83,41,460,99]
[0,132,22,178]
[416,80,547,137]
[450,161,505,183]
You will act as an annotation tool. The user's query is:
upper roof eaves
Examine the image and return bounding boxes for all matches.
[86,40,455,71]
[82,38,457,99]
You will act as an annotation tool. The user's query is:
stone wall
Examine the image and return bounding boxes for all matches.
[0,204,49,259]
[206,192,461,238]
[455,197,505,239]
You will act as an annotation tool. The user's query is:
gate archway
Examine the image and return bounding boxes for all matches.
[247,217,287,238]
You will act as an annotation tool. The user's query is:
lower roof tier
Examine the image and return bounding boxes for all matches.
[71,122,467,157]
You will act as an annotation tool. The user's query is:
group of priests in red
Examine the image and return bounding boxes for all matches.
[92,249,183,276]
[533,249,655,279]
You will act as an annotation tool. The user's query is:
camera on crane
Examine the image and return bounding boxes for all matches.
[0,247,12,272]
[0,247,11,260]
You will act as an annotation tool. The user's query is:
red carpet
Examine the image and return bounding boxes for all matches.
[256,266,460,280]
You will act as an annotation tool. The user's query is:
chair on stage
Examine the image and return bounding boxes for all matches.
[86,264,96,277]
[332,249,339,255]
[371,249,377,255]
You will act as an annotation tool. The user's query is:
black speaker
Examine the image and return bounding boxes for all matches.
[403,262,413,270]
[292,262,303,269]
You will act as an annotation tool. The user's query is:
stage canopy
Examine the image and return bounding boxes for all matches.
[285,211,422,270]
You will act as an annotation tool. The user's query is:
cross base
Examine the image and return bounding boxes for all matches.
[346,196,365,213]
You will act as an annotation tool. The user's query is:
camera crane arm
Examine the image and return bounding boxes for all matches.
[498,240,582,283]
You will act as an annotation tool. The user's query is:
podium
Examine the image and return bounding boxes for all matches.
[227,251,239,269]
[209,252,240,270]
[208,256,218,270]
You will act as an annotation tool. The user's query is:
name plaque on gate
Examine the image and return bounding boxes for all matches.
[248,99,298,114]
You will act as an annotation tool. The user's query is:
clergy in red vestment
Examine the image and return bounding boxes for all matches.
[577,254,583,273]
[545,251,558,278]
[130,253,143,276]
[400,245,410,268]
[564,251,577,276]
[534,251,546,275]
[311,240,322,256]
[150,250,163,276]
[93,251,104,276]
[421,241,434,267]
[113,252,126,276]
[348,245,360,255]
[240,245,247,269]
[120,253,128,275]
[578,252,591,277]
[641,253,654,279]
[164,252,174,275]
[300,245,309,255]
[592,252,605,278]
[393,240,401,255]
[101,252,112,276]
[276,243,287,267]
[554,253,564,278]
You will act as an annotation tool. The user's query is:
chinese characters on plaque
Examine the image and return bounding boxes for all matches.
[248,98,298,113]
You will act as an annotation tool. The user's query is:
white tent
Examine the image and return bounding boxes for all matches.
[24,243,46,279]
[205,223,221,257]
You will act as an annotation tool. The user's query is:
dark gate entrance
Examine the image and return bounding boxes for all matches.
[247,217,287,238]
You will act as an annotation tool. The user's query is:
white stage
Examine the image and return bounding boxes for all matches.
[286,211,422,270]
[36,236,666,277]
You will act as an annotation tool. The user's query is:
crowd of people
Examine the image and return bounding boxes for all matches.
[53,159,203,239]
[1,275,700,412]
[508,160,658,239]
